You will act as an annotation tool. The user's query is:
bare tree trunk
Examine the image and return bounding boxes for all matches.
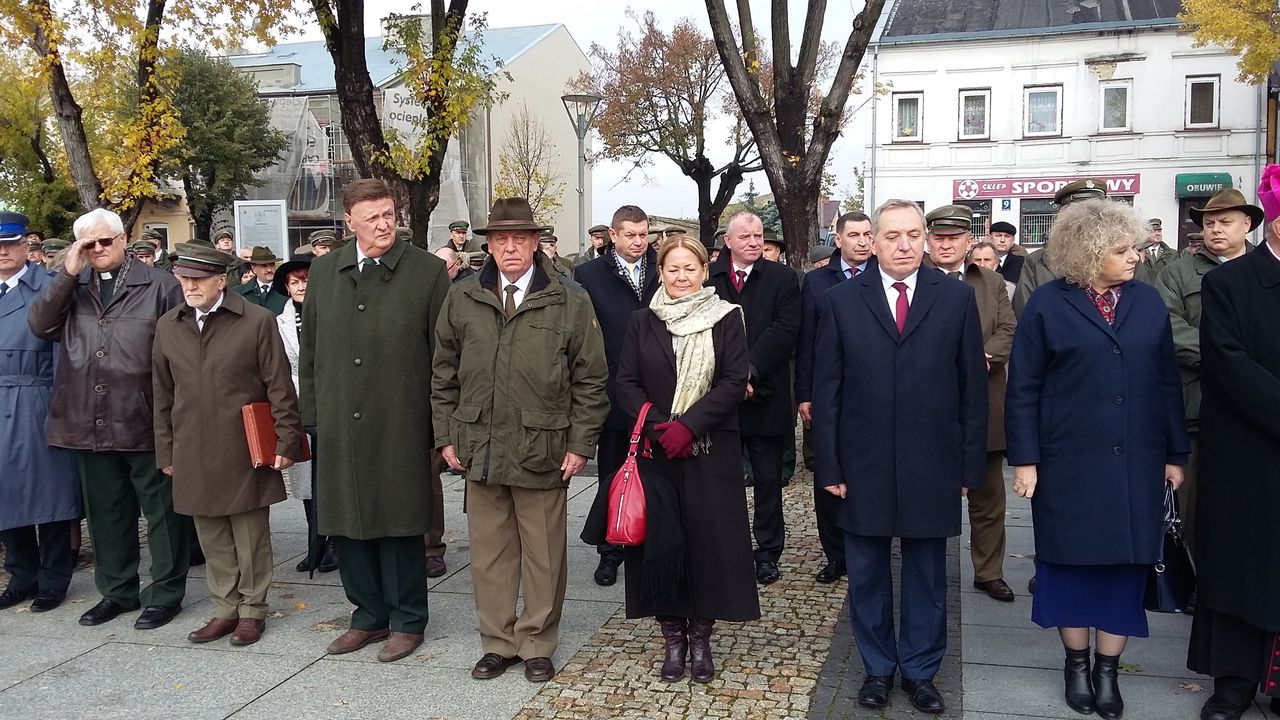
[29,0,103,211]
[30,126,54,183]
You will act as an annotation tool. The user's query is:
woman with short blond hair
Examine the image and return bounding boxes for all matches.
[1006,199,1189,719]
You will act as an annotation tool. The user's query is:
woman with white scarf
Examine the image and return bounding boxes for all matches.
[271,259,336,573]
[613,236,760,683]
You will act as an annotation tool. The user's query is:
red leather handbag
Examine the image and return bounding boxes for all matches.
[606,402,653,547]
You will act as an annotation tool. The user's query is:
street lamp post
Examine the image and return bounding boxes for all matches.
[561,93,603,256]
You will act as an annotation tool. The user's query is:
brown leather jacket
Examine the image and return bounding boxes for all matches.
[28,261,184,452]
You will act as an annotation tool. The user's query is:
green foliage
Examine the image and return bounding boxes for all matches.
[164,48,287,237]
[9,179,81,237]
[1181,0,1280,84]
[760,200,780,234]
[842,166,866,213]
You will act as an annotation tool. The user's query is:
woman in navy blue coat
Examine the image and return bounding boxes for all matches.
[1006,199,1189,719]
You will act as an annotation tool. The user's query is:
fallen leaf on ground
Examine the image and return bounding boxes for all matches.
[1179,681,1204,692]
[294,601,308,610]
[268,611,285,619]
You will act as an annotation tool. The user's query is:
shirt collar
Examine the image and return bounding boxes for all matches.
[2,264,28,290]
[1267,241,1280,263]
[838,257,868,275]
[196,291,225,321]
[502,264,536,294]
[879,267,919,292]
[355,242,380,267]
[732,261,755,275]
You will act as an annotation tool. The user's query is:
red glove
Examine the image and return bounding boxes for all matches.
[654,421,695,459]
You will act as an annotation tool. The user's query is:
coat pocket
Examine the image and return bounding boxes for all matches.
[451,404,483,467]
[519,410,569,473]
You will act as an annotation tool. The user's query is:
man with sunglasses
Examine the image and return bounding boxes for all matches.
[28,208,191,631]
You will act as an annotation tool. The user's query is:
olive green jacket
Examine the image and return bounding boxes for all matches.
[299,239,449,539]
[1155,248,1225,432]
[431,255,608,489]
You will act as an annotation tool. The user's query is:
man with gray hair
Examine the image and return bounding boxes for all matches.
[29,208,190,630]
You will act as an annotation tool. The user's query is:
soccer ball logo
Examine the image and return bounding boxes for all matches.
[957,179,979,200]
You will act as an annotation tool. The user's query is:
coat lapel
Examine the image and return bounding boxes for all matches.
[1059,282,1119,341]
[856,270,899,340]
[899,268,941,344]
[1111,280,1139,331]
[646,310,676,371]
[1253,241,1280,289]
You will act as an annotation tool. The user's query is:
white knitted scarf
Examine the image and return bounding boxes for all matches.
[648,286,739,418]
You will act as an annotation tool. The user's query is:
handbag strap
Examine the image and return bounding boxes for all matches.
[628,402,654,458]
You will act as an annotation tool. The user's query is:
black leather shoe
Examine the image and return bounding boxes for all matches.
[594,557,620,586]
[524,656,556,682]
[79,598,140,626]
[974,578,1016,602]
[471,653,522,680]
[1199,676,1256,720]
[134,605,182,630]
[30,591,67,613]
[1028,575,1037,594]
[756,560,780,584]
[902,679,946,714]
[857,675,893,708]
[815,561,845,584]
[0,586,36,609]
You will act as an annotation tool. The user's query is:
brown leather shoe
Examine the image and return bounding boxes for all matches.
[524,656,556,682]
[187,617,238,644]
[974,578,1016,602]
[325,627,390,655]
[471,652,522,680]
[376,632,423,662]
[230,618,265,646]
[425,557,447,578]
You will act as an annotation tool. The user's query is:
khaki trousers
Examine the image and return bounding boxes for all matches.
[192,508,273,620]
[467,481,568,659]
[967,452,1008,583]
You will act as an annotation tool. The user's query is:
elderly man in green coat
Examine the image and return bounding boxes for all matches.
[300,179,450,663]
[433,197,608,684]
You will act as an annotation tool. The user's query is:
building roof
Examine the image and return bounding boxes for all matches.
[880,0,1184,44]
[226,23,561,93]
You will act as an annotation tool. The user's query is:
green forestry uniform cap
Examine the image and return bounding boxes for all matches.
[139,228,164,246]
[588,224,608,236]
[448,220,469,232]
[170,242,237,278]
[308,228,337,247]
[41,238,69,254]
[1054,179,1108,207]
[129,241,156,256]
[925,205,974,235]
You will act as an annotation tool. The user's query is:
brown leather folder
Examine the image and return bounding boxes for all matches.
[242,402,310,468]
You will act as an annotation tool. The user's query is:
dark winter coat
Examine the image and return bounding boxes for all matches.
[234,281,287,315]
[574,248,659,431]
[1005,279,1189,565]
[812,267,988,538]
[299,239,449,539]
[613,308,759,622]
[795,250,877,405]
[28,259,184,452]
[1196,243,1280,631]
[153,290,304,518]
[997,252,1025,285]
[0,264,81,531]
[431,255,609,489]
[705,252,801,437]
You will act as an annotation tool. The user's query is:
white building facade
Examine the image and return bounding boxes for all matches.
[866,1,1269,250]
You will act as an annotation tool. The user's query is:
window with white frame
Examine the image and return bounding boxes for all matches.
[1023,85,1062,137]
[958,89,990,140]
[893,92,923,141]
[1185,76,1219,129]
[1099,80,1132,132]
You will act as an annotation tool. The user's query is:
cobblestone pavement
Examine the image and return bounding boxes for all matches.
[515,464,851,720]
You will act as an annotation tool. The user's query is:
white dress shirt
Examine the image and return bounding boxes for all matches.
[355,243,381,270]
[879,267,919,326]
[195,292,225,332]
[620,258,642,286]
[500,264,536,309]
[1,264,28,295]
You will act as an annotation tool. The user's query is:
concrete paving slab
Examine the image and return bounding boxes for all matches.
[0,632,103,691]
[963,624,1207,679]
[225,656,532,720]
[430,545,627,603]
[0,642,316,720]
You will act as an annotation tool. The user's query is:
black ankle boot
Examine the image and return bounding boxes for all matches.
[317,537,338,573]
[1199,676,1256,720]
[687,619,715,683]
[657,618,688,682]
[1092,652,1123,719]
[1064,647,1095,714]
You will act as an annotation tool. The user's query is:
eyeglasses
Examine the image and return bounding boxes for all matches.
[90,236,118,248]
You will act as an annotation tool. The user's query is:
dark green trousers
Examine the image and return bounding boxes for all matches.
[78,451,190,608]
[334,535,428,634]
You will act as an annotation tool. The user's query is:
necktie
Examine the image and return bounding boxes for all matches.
[259,284,269,300]
[0,283,8,300]
[504,284,518,318]
[360,258,377,272]
[893,281,910,333]
[733,269,747,292]
[197,314,206,333]
[949,271,962,280]
[633,264,642,287]
[845,268,853,280]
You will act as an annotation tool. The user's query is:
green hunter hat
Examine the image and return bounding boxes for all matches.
[246,246,281,265]
[1188,188,1265,230]
[473,198,551,236]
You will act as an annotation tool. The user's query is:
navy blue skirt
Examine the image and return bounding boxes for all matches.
[1031,561,1150,637]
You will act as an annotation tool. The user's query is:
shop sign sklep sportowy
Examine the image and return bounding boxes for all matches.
[953,174,1141,200]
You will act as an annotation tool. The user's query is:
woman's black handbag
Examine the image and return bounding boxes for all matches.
[1144,484,1196,613]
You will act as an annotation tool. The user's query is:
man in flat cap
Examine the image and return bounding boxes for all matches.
[28,208,190,629]
[433,197,607,682]
[235,247,286,314]
[576,224,611,266]
[153,243,305,646]
[1155,188,1260,558]
[808,245,833,269]
[138,229,170,272]
[0,212,82,613]
[446,220,482,254]
[538,229,574,279]
[26,238,45,267]
[924,204,1017,603]
[1014,179,1109,316]
[987,221,1024,285]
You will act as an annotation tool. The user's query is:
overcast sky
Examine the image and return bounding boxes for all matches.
[293,1,874,220]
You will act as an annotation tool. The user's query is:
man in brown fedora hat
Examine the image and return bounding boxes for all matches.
[1155,187,1261,558]
[301,178,450,663]
[432,197,608,683]
[234,247,286,314]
